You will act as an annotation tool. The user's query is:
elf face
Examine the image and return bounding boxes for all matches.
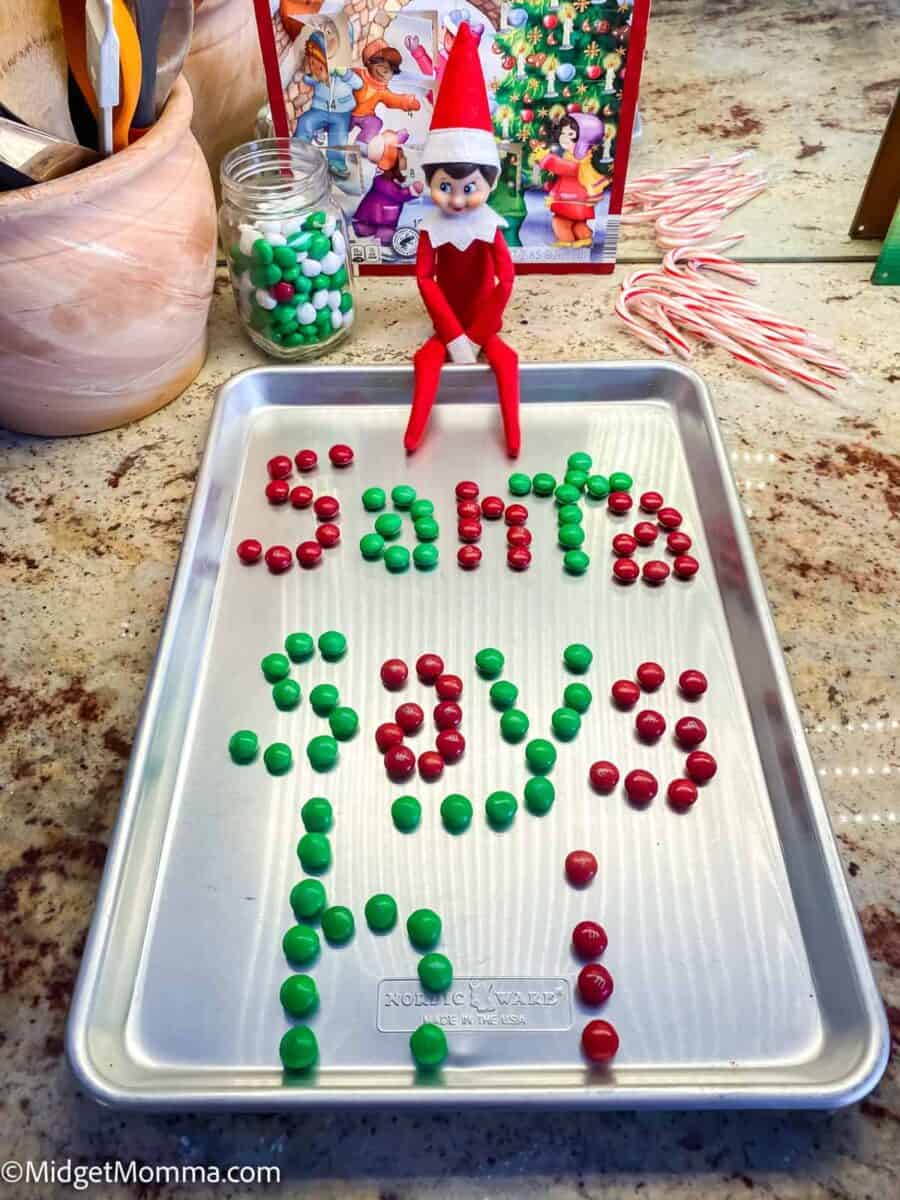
[429,167,491,216]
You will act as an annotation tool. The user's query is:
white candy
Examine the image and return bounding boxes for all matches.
[266,233,287,246]
[312,289,329,310]
[282,217,303,235]
[255,288,277,310]
[238,270,254,296]
[259,220,284,238]
[327,290,341,310]
[297,302,316,326]
[319,251,341,275]
[302,258,322,277]
[239,224,263,256]
[322,216,337,237]
[331,231,346,257]
[330,309,343,331]
[342,309,354,329]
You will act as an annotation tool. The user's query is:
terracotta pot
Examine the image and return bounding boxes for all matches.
[184,0,267,201]
[0,78,216,436]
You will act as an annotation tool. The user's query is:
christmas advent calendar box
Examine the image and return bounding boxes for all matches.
[254,0,649,272]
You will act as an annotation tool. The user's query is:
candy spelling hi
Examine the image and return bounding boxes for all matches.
[405,23,520,458]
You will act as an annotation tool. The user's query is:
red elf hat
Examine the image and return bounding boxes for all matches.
[421,22,499,171]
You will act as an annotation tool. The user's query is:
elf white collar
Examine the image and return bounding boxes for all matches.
[420,204,507,250]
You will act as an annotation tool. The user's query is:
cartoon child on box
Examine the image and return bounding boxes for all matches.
[350,41,421,146]
[353,131,423,247]
[405,23,520,457]
[294,27,361,177]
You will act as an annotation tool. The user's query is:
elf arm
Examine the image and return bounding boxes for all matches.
[465,229,514,348]
[416,231,466,346]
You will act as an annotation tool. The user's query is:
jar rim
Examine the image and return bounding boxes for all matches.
[220,138,330,212]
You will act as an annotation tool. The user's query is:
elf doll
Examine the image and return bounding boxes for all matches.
[405,22,520,457]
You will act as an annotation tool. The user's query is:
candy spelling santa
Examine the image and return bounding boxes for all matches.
[405,22,520,457]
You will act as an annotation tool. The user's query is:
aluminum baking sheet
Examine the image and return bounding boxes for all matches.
[67,362,888,1110]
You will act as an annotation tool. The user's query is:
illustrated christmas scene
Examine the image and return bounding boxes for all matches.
[256,0,648,269]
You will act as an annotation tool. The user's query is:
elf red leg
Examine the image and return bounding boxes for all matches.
[483,333,520,458]
[405,335,447,452]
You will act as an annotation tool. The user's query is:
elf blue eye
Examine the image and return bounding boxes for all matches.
[439,182,451,193]
[463,183,475,194]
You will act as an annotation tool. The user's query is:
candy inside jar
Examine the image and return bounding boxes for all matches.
[219,139,355,360]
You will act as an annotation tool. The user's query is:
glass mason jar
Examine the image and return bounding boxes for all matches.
[219,139,355,360]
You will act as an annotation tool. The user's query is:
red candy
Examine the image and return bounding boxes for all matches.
[328,443,353,467]
[581,1019,619,1064]
[267,454,293,479]
[265,479,290,505]
[640,490,664,513]
[613,558,639,583]
[290,484,313,509]
[679,669,708,698]
[375,722,404,753]
[572,920,608,960]
[685,750,717,783]
[633,521,658,545]
[505,503,528,525]
[455,480,479,500]
[435,674,463,701]
[395,702,425,735]
[436,728,466,763]
[265,545,292,573]
[457,545,482,570]
[418,750,444,781]
[642,560,670,584]
[589,760,620,794]
[608,491,633,514]
[295,449,317,472]
[675,716,707,747]
[315,523,340,548]
[272,282,295,303]
[296,540,322,568]
[636,661,665,690]
[457,499,481,520]
[236,538,262,564]
[635,710,666,741]
[668,778,699,809]
[433,700,462,730]
[657,506,683,529]
[481,496,505,520]
[565,849,598,887]
[612,533,637,557]
[578,963,614,1006]
[380,659,408,690]
[457,518,482,543]
[667,530,692,554]
[674,554,699,579]
[416,653,445,684]
[385,743,416,781]
[314,495,339,520]
[506,525,532,547]
[507,547,532,571]
[611,679,640,708]
[624,768,658,804]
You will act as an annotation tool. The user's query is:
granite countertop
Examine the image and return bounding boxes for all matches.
[1,1,899,1197]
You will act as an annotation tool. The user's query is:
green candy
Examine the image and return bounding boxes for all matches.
[281,266,300,283]
[318,630,347,661]
[250,265,270,288]
[261,652,291,682]
[375,512,402,540]
[273,245,297,269]
[568,451,593,472]
[293,274,312,297]
[288,229,313,248]
[410,1022,447,1069]
[557,503,583,525]
[332,265,349,287]
[263,264,282,286]
[384,545,410,573]
[269,328,285,345]
[228,729,258,764]
[307,735,339,771]
[391,484,416,509]
[301,796,333,833]
[280,973,318,1017]
[413,543,438,570]
[418,952,453,992]
[552,706,581,741]
[564,642,593,673]
[525,738,557,775]
[414,516,439,542]
[564,469,588,490]
[524,776,555,815]
[441,793,473,833]
[475,647,505,678]
[554,483,581,506]
[508,472,532,496]
[297,831,331,873]
[564,682,593,712]
[315,306,332,328]
[272,303,296,325]
[273,678,302,711]
[252,238,274,264]
[392,795,421,831]
[558,523,585,549]
[329,706,359,741]
[564,549,590,574]
[490,680,518,710]
[282,923,320,965]
[285,631,315,662]
[321,904,354,945]
[532,472,557,497]
[311,275,330,292]
[339,291,353,313]
[409,498,434,520]
[609,471,633,492]
[407,908,441,950]
[304,210,328,230]
[248,307,268,331]
[279,1026,318,1072]
[360,532,385,560]
[290,878,326,919]
[500,708,530,743]
[362,486,386,511]
[310,683,339,715]
[283,331,303,348]
[264,742,292,775]
[308,233,331,259]
[485,789,518,829]
[365,893,398,932]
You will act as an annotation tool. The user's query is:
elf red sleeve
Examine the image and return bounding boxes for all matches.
[416,231,466,345]
[466,229,515,348]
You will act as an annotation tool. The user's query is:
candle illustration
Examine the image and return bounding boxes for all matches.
[561,4,575,48]
[544,56,559,98]
[602,122,617,159]
[497,106,513,140]
[603,51,622,91]
[516,50,527,78]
